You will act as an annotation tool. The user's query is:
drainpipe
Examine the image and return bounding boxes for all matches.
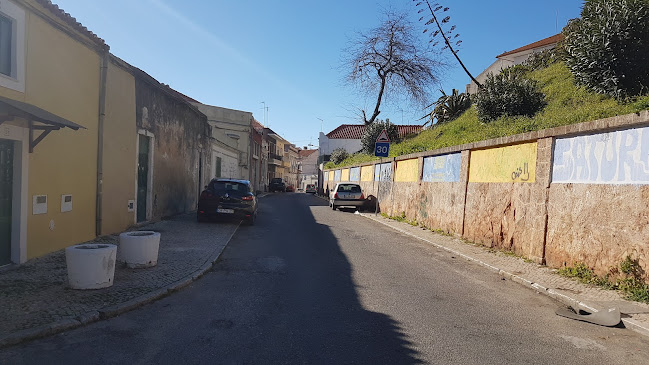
[96,47,109,236]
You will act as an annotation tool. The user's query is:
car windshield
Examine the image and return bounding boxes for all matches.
[337,184,361,193]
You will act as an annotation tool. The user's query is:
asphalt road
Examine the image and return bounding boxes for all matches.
[1,192,649,364]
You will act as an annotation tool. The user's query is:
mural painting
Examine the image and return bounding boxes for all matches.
[394,159,419,182]
[334,170,341,182]
[553,126,649,184]
[422,153,461,182]
[349,167,360,181]
[469,143,537,183]
[374,162,392,182]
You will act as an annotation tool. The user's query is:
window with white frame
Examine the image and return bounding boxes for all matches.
[0,0,24,92]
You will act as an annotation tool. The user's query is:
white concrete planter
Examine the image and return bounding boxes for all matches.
[65,244,117,290]
[118,231,161,268]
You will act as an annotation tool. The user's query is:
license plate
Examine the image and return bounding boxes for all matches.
[217,208,234,214]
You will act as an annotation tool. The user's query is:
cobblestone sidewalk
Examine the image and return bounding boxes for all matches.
[361,213,649,338]
[0,213,239,347]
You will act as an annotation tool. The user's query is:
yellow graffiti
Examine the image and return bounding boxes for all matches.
[361,165,374,181]
[469,142,537,183]
[341,168,350,182]
[394,159,419,182]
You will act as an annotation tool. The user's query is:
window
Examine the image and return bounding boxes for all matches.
[0,0,24,92]
[0,13,11,76]
[215,157,222,178]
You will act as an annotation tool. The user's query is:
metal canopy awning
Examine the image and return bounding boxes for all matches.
[0,95,86,153]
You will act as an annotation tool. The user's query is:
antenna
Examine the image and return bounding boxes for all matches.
[556,10,558,33]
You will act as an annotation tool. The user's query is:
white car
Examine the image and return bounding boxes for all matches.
[329,183,365,211]
[305,184,317,194]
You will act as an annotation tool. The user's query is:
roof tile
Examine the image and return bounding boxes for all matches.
[326,124,423,139]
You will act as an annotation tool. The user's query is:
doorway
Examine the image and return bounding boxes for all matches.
[137,134,150,223]
[0,139,13,265]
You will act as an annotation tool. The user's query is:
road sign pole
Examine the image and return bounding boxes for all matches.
[375,157,382,216]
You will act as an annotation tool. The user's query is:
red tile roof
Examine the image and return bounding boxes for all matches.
[299,149,317,158]
[326,124,423,139]
[496,34,563,59]
[36,0,107,49]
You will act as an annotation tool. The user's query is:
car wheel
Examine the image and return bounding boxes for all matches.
[245,214,256,226]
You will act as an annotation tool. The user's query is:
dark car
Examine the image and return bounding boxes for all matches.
[198,179,257,224]
[269,177,286,192]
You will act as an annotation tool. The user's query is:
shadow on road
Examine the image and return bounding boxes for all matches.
[224,193,423,363]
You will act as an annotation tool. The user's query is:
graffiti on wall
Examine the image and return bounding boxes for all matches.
[469,142,537,183]
[374,163,392,182]
[422,153,461,182]
[395,159,419,182]
[350,167,360,181]
[553,126,649,184]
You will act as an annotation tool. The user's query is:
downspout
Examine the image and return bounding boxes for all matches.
[96,46,109,236]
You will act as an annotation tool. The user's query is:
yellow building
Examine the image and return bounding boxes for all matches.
[0,0,126,265]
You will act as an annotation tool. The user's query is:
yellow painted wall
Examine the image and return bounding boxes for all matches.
[395,159,419,182]
[22,10,101,258]
[469,143,537,183]
[101,61,136,235]
[328,171,334,181]
[341,168,350,182]
[361,165,374,182]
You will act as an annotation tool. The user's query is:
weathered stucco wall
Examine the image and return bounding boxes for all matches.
[135,75,211,220]
[102,59,137,235]
[324,111,649,277]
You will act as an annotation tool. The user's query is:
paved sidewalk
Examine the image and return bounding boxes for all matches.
[360,213,649,338]
[0,213,239,348]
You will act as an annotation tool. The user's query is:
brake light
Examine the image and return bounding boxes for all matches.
[360,193,364,200]
[242,195,254,201]
[334,193,339,199]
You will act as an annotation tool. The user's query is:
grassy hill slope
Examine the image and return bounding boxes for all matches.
[327,62,649,169]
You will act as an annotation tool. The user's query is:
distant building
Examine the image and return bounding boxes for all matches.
[466,34,563,94]
[298,149,319,190]
[318,124,423,162]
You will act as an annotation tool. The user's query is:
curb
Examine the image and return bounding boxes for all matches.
[361,213,649,339]
[0,222,241,349]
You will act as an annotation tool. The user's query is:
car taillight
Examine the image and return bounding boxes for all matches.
[334,193,339,199]
[200,190,212,199]
[242,195,254,201]
[360,193,364,200]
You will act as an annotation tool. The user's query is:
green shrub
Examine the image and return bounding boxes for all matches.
[330,148,350,164]
[361,119,401,154]
[474,69,547,122]
[563,0,649,98]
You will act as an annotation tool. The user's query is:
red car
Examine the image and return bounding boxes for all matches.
[285,185,295,192]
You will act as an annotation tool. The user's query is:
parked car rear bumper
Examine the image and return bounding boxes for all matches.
[331,199,365,208]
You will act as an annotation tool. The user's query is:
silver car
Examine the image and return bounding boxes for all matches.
[329,183,365,211]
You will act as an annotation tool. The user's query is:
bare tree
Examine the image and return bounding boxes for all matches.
[343,11,445,125]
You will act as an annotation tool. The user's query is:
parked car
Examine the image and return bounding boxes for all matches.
[305,184,317,194]
[269,178,286,192]
[329,183,365,211]
[198,178,257,224]
[286,185,295,192]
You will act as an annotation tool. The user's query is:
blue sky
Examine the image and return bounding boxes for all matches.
[54,0,583,148]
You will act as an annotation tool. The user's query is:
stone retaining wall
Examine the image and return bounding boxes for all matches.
[324,111,649,278]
